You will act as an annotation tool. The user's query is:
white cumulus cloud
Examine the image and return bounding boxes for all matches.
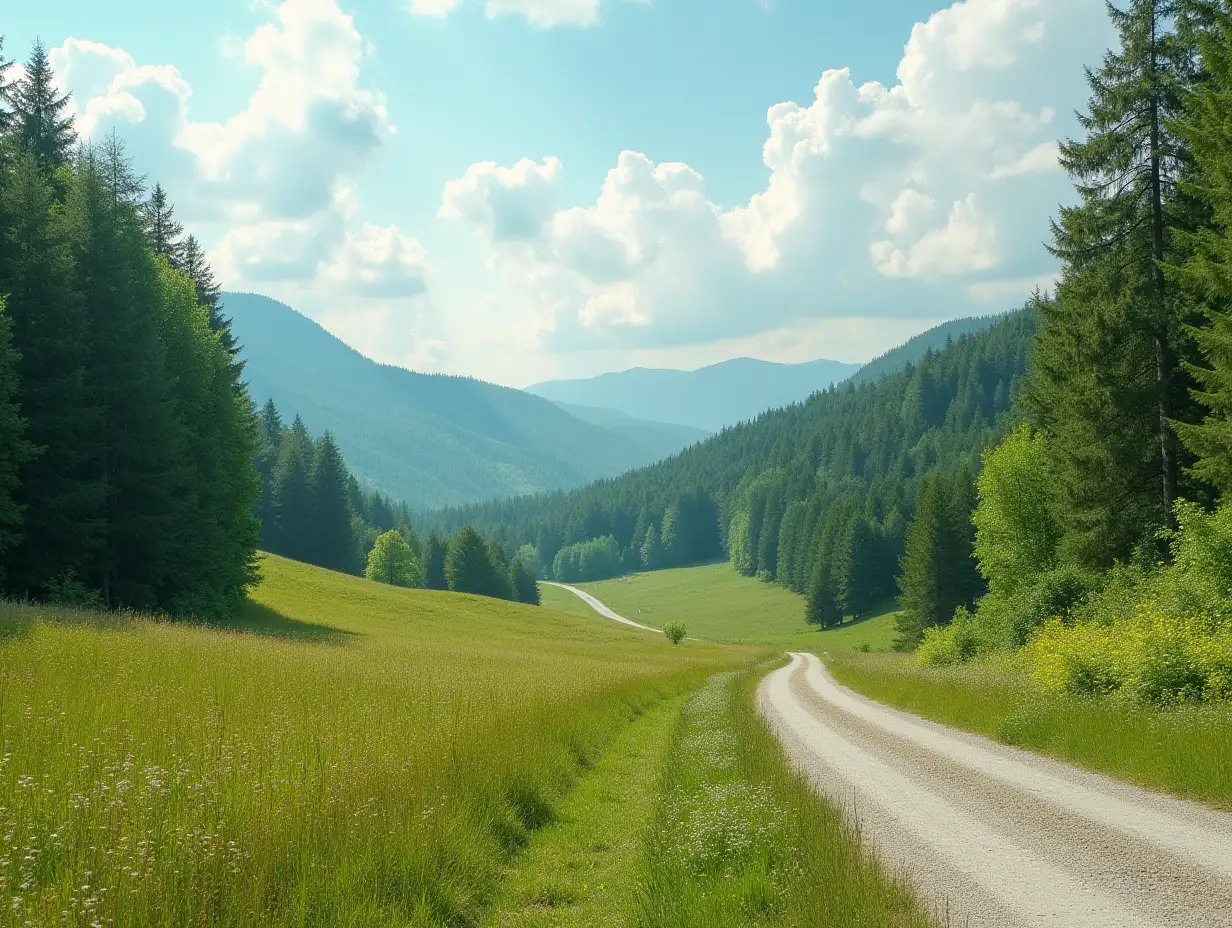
[49,0,428,313]
[408,0,614,28]
[440,0,1110,353]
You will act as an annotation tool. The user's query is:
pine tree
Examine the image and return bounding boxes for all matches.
[1027,0,1200,564]
[512,560,540,605]
[70,139,189,609]
[271,416,314,563]
[0,148,102,596]
[1172,2,1232,495]
[0,37,14,134]
[0,298,34,555]
[836,513,879,619]
[896,476,947,649]
[254,399,282,549]
[640,523,663,569]
[12,40,76,173]
[308,432,355,572]
[660,503,678,565]
[446,527,495,596]
[424,533,449,590]
[180,234,235,352]
[142,183,183,267]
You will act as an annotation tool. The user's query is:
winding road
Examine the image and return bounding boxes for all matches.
[761,652,1232,928]
[543,582,662,634]
[559,585,1232,927]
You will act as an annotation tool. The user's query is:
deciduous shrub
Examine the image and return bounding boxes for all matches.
[664,621,687,645]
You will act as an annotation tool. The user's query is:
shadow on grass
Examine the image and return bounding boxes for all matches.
[204,600,355,644]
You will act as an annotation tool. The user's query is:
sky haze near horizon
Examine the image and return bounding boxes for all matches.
[5,0,1112,387]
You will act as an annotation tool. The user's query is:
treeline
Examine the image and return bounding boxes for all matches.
[0,40,258,615]
[909,0,1232,705]
[424,311,1035,602]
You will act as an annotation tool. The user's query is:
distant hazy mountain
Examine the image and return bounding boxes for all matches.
[528,357,864,433]
[849,315,1010,387]
[552,402,711,459]
[225,293,704,508]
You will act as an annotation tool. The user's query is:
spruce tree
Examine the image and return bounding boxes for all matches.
[1027,0,1200,564]
[254,399,282,549]
[0,148,102,596]
[446,527,493,596]
[180,235,235,352]
[142,183,183,267]
[512,560,540,605]
[0,298,34,555]
[309,432,354,572]
[1173,2,1232,495]
[660,503,678,565]
[640,523,663,569]
[424,533,449,590]
[12,40,76,173]
[0,37,14,134]
[271,416,314,563]
[836,513,878,619]
[70,140,189,609]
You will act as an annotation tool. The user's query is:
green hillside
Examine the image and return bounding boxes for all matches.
[848,314,1009,387]
[226,293,700,508]
[0,555,737,926]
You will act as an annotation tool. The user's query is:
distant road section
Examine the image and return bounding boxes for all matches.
[761,652,1232,928]
[542,582,662,634]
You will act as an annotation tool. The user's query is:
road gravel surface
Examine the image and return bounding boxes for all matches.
[543,582,662,634]
[760,651,1232,928]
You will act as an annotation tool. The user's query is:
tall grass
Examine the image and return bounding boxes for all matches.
[634,665,934,928]
[0,555,740,927]
[826,651,1232,808]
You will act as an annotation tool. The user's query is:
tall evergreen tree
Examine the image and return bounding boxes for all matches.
[1028,0,1201,564]
[11,40,76,173]
[512,559,540,605]
[271,416,314,563]
[254,399,282,548]
[0,37,14,134]
[1173,1,1232,495]
[0,298,34,555]
[179,235,234,352]
[0,148,102,596]
[836,513,879,619]
[446,527,500,597]
[142,183,183,266]
[640,523,664,569]
[309,432,355,572]
[70,139,189,609]
[424,533,449,590]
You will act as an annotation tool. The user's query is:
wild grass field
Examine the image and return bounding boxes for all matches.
[546,562,899,650]
[826,651,1232,809]
[0,555,744,927]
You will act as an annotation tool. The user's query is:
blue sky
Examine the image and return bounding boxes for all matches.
[6,0,1113,386]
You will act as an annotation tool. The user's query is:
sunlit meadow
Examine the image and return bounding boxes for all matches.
[0,555,740,927]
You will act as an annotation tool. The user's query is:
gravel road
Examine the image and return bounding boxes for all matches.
[760,651,1232,928]
[542,581,662,634]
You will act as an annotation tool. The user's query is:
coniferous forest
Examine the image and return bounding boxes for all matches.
[0,38,536,615]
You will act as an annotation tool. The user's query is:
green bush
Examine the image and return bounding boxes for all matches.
[918,607,982,666]
[664,622,687,645]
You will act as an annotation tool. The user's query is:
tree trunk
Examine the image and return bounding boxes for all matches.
[1149,9,1178,531]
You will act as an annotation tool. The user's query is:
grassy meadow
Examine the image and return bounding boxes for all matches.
[826,651,1232,809]
[546,562,900,651]
[0,555,745,927]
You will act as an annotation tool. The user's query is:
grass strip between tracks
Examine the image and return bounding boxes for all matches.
[634,664,935,928]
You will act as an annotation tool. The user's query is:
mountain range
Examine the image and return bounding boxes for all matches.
[225,293,705,509]
[528,357,864,432]
[228,292,1011,509]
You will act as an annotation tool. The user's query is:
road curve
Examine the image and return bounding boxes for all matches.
[760,652,1232,927]
[542,582,662,634]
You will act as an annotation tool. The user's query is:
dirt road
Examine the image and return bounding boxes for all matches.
[760,652,1232,928]
[542,582,662,634]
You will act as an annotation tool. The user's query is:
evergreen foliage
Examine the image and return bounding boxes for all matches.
[1027,0,1203,566]
[11,40,76,172]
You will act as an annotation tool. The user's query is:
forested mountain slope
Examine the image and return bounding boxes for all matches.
[848,314,1007,387]
[427,309,1036,590]
[226,293,702,508]
[529,357,862,432]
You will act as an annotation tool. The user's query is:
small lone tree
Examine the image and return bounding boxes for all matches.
[664,621,687,645]
[365,529,425,588]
